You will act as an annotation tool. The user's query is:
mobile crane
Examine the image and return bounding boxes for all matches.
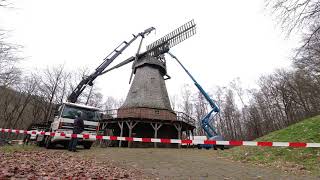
[168,52,224,150]
[32,27,155,149]
[68,27,155,103]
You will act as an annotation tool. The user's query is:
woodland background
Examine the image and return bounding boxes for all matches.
[0,0,319,140]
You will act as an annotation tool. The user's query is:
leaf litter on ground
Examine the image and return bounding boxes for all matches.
[0,150,150,179]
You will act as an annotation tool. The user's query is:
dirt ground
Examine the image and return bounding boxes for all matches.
[0,149,148,179]
[81,147,319,180]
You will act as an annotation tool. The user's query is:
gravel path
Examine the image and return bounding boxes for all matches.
[83,148,319,180]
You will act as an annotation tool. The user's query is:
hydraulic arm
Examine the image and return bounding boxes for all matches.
[67,27,155,103]
[168,52,220,139]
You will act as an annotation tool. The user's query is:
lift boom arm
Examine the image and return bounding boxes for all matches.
[168,52,220,138]
[67,27,155,103]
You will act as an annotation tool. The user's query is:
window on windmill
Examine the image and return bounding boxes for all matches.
[150,77,155,83]
[155,110,160,115]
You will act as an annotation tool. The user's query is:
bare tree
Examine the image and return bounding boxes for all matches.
[37,65,68,122]
[11,76,38,128]
[104,96,122,110]
[193,91,208,136]
[0,0,10,7]
[169,94,178,111]
[294,25,320,74]
[213,87,227,138]
[0,32,21,87]
[0,76,38,129]
[179,84,194,118]
[266,0,320,35]
[266,0,320,60]
[0,28,23,128]
[67,66,102,105]
[84,86,103,108]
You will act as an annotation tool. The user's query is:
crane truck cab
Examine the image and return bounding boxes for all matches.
[39,102,101,149]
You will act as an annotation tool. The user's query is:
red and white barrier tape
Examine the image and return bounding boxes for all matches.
[1,128,319,148]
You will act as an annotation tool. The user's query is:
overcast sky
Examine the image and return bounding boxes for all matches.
[1,0,301,102]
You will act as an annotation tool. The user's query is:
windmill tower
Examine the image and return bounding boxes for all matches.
[118,55,174,118]
[102,20,197,148]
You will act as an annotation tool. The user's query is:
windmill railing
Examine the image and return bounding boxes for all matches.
[101,109,195,126]
[103,109,118,119]
[175,111,196,126]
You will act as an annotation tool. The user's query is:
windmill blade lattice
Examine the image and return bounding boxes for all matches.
[146,20,196,57]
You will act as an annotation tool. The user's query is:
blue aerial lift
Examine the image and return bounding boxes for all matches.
[168,52,225,150]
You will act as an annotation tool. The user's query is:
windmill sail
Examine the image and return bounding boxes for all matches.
[146,19,196,57]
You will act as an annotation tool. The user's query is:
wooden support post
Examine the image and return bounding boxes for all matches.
[100,123,108,147]
[7,131,11,141]
[117,121,124,147]
[102,123,108,130]
[126,121,138,148]
[151,123,163,148]
[174,123,182,149]
[15,131,19,141]
[186,129,190,148]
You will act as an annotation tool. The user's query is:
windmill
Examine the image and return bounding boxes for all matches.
[102,20,197,148]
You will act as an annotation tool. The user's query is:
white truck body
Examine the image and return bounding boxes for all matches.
[192,136,208,144]
[181,135,207,146]
[50,117,99,143]
[40,102,101,149]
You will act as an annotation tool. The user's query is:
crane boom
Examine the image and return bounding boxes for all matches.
[168,52,221,138]
[67,27,155,103]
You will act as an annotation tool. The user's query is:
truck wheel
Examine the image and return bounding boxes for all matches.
[45,136,53,149]
[36,140,44,147]
[197,145,202,149]
[63,143,69,149]
[83,142,93,149]
[23,134,30,145]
